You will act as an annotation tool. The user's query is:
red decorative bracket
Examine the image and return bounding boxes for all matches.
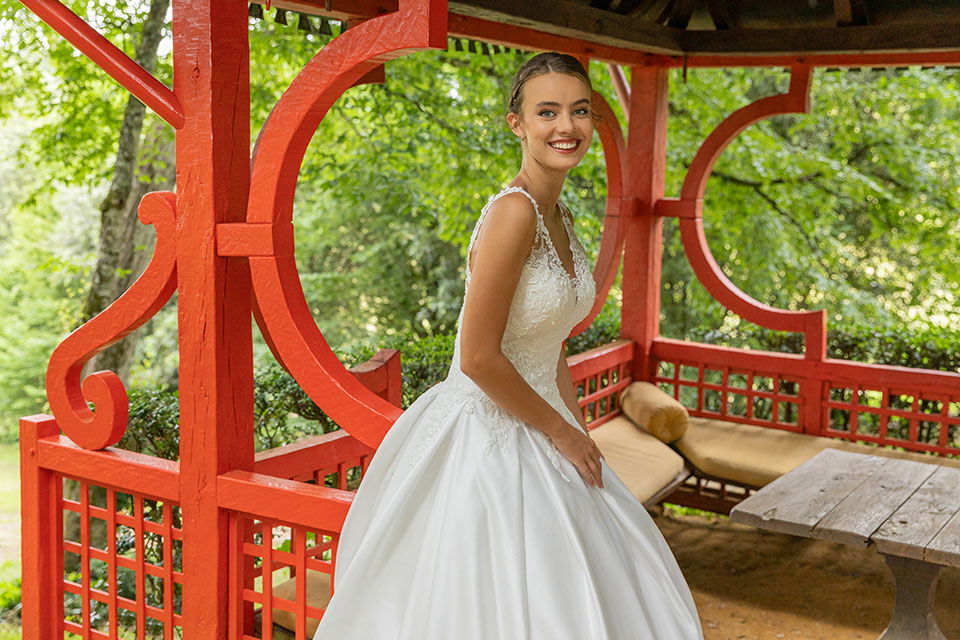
[19,0,185,129]
[46,192,178,450]
[655,65,827,359]
[229,0,448,450]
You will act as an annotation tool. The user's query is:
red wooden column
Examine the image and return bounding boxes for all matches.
[19,416,62,640]
[621,65,670,382]
[171,1,254,638]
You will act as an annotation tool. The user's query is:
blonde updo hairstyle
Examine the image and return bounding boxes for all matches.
[507,51,602,125]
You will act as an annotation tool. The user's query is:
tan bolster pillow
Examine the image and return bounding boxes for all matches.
[619,381,689,443]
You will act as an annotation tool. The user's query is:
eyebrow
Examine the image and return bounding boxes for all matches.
[534,98,591,107]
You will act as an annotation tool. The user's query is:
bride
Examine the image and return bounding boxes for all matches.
[312,51,705,639]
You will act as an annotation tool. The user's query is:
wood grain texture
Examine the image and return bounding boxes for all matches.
[731,448,960,569]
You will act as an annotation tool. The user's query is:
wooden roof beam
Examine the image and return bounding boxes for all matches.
[835,0,869,27]
[256,0,676,63]
[614,0,660,18]
[679,21,960,55]
[448,0,682,55]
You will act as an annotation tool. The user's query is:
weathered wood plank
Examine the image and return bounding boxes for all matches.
[811,456,937,547]
[873,465,960,568]
[926,507,960,569]
[728,448,881,537]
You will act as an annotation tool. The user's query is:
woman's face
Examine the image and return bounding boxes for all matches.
[509,71,594,170]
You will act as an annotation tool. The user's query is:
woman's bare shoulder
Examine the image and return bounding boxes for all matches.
[469,191,539,270]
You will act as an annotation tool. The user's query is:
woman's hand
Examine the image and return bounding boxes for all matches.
[551,424,605,489]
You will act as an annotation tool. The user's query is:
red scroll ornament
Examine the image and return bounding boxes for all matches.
[46,192,178,450]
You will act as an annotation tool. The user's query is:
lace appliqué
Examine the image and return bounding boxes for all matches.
[404,185,595,483]
[406,378,571,483]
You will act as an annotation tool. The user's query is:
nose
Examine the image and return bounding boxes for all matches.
[558,111,577,135]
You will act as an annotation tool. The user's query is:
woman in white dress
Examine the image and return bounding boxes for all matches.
[312,51,705,639]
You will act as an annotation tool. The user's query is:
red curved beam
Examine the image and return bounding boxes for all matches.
[658,65,827,359]
[571,87,628,337]
[46,192,178,450]
[243,0,447,449]
[19,0,185,129]
[606,63,630,124]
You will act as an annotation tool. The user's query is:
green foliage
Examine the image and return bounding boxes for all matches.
[689,318,960,373]
[118,387,181,459]
[0,576,19,617]
[565,302,623,356]
[663,66,960,340]
[0,7,958,444]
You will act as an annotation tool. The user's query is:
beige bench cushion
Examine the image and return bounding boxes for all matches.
[673,415,960,488]
[272,570,331,636]
[590,415,688,503]
[620,381,689,443]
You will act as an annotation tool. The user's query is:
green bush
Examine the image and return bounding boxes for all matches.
[0,576,21,625]
[116,314,959,462]
[689,321,960,373]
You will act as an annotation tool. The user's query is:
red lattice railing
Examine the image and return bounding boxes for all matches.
[62,477,184,639]
[650,336,960,458]
[219,463,365,640]
[653,357,804,432]
[228,515,336,640]
[567,338,635,431]
[822,379,960,453]
[21,416,184,640]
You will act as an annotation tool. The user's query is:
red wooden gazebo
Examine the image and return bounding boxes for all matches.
[18,1,960,638]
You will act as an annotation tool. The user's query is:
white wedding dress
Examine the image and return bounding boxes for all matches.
[312,186,704,639]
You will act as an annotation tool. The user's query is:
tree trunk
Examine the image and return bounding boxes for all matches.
[81,0,173,384]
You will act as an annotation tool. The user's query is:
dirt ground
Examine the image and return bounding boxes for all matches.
[655,506,960,640]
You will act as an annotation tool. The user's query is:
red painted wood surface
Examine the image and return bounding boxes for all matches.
[621,64,670,384]
[45,192,177,451]
[570,82,629,337]
[654,65,827,361]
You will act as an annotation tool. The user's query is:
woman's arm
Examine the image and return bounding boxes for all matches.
[458,192,574,443]
[555,340,588,431]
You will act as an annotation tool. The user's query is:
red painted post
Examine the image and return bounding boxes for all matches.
[19,415,63,640]
[170,1,254,638]
[621,66,670,383]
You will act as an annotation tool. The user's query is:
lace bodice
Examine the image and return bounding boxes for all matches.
[408,185,596,479]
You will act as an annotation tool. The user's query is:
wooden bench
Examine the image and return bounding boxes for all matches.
[589,379,960,515]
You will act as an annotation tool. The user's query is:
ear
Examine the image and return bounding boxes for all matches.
[506,112,524,140]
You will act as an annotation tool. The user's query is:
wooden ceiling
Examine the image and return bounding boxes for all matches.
[448,0,960,56]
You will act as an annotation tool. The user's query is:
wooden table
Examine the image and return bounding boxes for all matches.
[729,447,960,640]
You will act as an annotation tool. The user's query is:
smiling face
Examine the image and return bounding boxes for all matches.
[507,71,594,171]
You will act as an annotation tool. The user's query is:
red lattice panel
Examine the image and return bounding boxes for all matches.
[568,339,635,431]
[653,358,804,431]
[823,381,960,456]
[577,362,631,429]
[60,476,183,639]
[230,515,337,640]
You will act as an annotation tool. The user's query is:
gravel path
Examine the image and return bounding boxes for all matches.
[656,507,960,640]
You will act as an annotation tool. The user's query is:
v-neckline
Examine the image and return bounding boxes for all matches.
[508,186,578,284]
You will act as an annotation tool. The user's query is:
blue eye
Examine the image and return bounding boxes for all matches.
[539,107,591,117]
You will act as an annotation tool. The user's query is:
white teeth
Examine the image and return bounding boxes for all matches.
[550,140,578,150]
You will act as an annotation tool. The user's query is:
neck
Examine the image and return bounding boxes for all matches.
[511,165,567,220]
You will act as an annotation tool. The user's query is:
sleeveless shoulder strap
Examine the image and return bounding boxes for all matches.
[465,186,547,284]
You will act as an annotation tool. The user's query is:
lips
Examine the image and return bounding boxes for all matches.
[548,139,581,153]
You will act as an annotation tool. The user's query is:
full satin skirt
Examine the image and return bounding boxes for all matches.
[312,379,705,640]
